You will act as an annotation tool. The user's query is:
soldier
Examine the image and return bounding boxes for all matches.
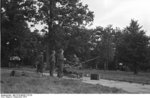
[49,50,56,77]
[57,49,65,78]
[36,52,44,75]
[73,54,79,66]
[73,54,82,69]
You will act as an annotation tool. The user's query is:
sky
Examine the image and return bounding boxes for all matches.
[81,0,150,36]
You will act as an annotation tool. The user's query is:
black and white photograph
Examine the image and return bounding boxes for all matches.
[1,0,150,96]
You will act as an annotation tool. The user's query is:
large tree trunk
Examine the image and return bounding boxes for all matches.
[46,45,50,69]
[46,0,54,74]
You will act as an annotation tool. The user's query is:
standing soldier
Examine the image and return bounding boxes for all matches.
[49,50,56,76]
[73,54,82,69]
[36,52,44,75]
[57,49,65,78]
[73,54,79,66]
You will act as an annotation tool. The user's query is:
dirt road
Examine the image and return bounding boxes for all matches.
[82,77,150,93]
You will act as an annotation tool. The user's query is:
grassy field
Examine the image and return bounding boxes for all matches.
[67,68,150,84]
[0,68,126,93]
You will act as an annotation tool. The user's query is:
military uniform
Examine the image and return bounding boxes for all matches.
[57,49,64,78]
[49,51,56,76]
[36,53,44,73]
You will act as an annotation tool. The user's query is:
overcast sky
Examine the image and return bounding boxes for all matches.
[81,0,150,36]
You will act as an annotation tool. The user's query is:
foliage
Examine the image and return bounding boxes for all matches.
[32,0,94,67]
[1,0,41,66]
[89,26,115,69]
[116,20,150,74]
[1,0,150,74]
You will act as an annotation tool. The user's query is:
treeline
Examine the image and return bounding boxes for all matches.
[87,21,150,74]
[1,0,150,74]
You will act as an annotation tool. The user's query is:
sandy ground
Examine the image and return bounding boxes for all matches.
[82,77,150,93]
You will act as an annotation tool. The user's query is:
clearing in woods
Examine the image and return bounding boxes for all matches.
[1,68,126,93]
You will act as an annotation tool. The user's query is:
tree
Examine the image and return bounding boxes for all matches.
[91,26,115,70]
[1,0,37,66]
[35,0,94,67]
[117,20,149,74]
[20,30,45,66]
[147,44,150,71]
[111,28,124,70]
[65,27,92,61]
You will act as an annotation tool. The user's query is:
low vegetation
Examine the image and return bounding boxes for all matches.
[1,68,126,93]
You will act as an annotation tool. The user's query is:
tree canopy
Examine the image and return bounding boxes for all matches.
[117,20,150,74]
[1,0,150,74]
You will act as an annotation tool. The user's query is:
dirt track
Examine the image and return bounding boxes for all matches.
[43,72,150,93]
[82,77,150,93]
